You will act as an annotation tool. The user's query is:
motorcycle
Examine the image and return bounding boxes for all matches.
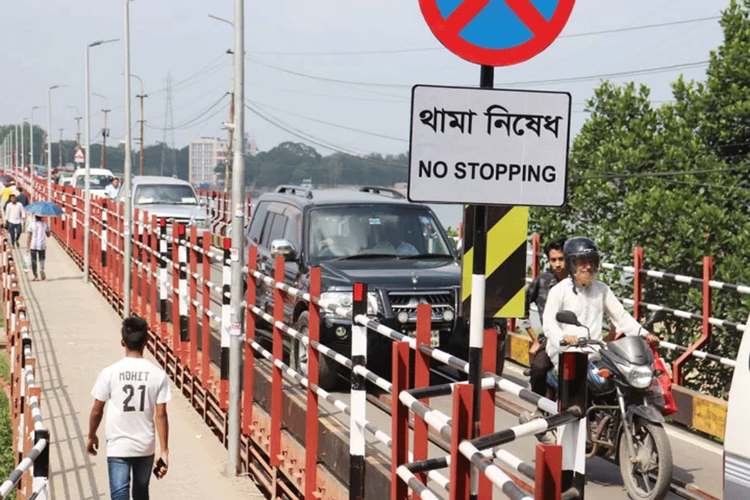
[552,310,674,500]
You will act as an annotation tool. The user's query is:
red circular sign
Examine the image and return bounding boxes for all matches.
[419,0,575,67]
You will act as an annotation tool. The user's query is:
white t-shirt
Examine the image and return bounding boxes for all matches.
[4,202,24,224]
[27,221,50,250]
[91,357,171,457]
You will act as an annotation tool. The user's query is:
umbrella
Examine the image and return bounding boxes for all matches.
[25,201,63,217]
[0,175,14,184]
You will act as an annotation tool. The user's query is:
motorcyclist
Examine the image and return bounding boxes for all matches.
[543,236,659,378]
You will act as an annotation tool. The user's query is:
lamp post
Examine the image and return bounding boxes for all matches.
[21,119,27,175]
[227,0,246,476]
[30,106,39,199]
[84,38,118,284]
[208,14,235,193]
[47,84,66,200]
[123,0,134,317]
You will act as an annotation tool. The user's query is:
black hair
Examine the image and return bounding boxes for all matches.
[543,236,567,257]
[121,316,149,351]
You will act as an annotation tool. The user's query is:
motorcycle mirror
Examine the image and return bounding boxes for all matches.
[644,309,668,330]
[556,310,581,326]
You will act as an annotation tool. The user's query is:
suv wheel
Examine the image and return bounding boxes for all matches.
[292,311,338,390]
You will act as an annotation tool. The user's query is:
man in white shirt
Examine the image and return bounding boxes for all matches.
[87,317,171,500]
[26,216,51,281]
[543,237,659,374]
[5,194,25,248]
[104,177,121,200]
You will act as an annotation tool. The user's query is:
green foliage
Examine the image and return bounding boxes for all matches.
[530,3,750,398]
[0,390,15,500]
[0,354,9,384]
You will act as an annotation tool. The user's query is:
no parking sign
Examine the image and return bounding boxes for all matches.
[418,0,575,66]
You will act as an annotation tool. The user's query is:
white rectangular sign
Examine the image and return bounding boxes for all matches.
[408,85,571,207]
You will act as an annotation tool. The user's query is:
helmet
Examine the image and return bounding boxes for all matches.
[563,237,601,284]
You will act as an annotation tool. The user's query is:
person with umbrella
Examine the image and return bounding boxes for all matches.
[24,201,62,281]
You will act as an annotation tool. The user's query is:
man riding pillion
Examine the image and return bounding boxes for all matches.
[543,236,659,380]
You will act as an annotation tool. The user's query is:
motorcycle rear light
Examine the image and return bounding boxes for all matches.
[597,369,611,378]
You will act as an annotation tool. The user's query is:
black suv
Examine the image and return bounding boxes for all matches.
[246,185,471,389]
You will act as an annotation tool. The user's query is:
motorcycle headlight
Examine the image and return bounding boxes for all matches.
[618,363,654,389]
[320,291,379,315]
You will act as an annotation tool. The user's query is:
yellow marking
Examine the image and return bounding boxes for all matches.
[461,246,473,302]
[692,396,727,438]
[508,333,530,366]
[485,207,528,273]
[495,286,525,318]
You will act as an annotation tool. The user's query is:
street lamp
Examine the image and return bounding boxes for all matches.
[84,38,118,284]
[47,84,67,200]
[209,13,235,193]
[123,0,134,316]
[21,118,27,173]
[30,106,40,199]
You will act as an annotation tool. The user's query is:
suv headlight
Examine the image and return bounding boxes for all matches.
[192,218,210,229]
[617,363,654,389]
[321,291,378,315]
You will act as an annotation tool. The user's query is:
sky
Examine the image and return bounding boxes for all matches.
[0,0,727,158]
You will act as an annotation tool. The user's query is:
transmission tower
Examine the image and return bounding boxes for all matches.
[160,72,176,176]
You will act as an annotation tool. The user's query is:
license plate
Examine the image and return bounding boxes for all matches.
[430,330,440,347]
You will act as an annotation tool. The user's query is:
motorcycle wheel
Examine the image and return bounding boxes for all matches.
[618,418,673,500]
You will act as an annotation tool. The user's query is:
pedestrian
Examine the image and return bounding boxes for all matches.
[517,236,567,397]
[105,177,121,200]
[0,180,17,203]
[87,316,171,500]
[4,194,25,248]
[26,215,50,281]
[15,187,29,207]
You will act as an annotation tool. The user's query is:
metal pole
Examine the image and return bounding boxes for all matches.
[15,124,19,169]
[31,107,38,196]
[466,63,494,500]
[123,0,134,317]
[226,0,245,475]
[84,44,92,283]
[102,108,109,169]
[21,121,25,172]
[58,128,64,169]
[138,88,145,175]
[46,86,53,200]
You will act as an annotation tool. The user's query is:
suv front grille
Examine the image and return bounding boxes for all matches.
[387,290,454,324]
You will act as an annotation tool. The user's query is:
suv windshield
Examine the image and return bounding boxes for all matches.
[75,174,111,189]
[134,184,197,205]
[308,206,453,263]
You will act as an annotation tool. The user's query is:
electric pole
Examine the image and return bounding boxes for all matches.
[136,89,147,175]
[58,128,64,168]
[101,108,110,169]
[74,116,82,147]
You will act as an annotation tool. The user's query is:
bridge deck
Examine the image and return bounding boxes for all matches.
[16,238,263,500]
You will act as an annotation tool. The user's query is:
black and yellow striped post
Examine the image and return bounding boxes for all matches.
[461,205,528,319]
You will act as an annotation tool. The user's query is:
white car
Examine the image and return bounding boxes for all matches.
[71,168,115,198]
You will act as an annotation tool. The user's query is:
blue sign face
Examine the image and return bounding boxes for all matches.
[419,0,576,66]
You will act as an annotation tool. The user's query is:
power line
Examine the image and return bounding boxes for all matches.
[246,15,721,56]
[247,55,710,90]
[246,98,408,142]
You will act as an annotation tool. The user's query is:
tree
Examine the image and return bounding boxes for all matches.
[529,3,750,397]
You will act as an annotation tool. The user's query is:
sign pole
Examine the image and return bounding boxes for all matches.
[467,63,494,500]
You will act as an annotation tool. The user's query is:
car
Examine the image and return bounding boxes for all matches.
[71,167,115,198]
[54,171,74,187]
[118,175,212,242]
[245,184,482,389]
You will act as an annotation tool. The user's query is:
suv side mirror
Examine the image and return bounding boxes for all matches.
[270,239,297,261]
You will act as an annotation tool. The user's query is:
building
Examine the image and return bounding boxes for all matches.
[188,137,227,186]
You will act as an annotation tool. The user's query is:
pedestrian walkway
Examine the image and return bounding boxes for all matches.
[14,237,264,500]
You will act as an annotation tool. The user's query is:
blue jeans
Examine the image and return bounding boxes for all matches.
[107,455,154,500]
[7,223,20,247]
